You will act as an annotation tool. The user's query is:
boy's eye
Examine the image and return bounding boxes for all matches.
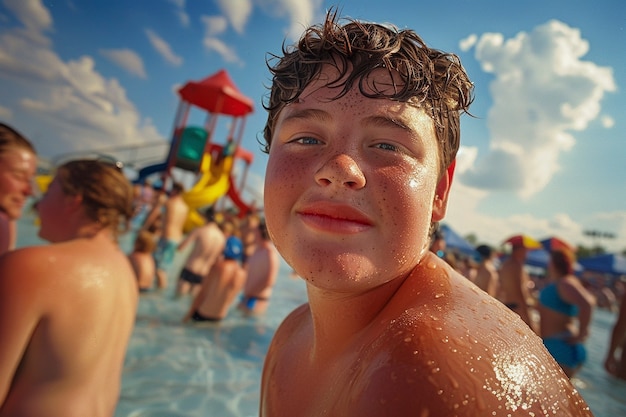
[375,142,399,152]
[294,136,321,145]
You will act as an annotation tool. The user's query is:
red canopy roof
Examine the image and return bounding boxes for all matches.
[178,69,254,117]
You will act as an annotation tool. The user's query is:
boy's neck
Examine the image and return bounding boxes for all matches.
[304,270,410,362]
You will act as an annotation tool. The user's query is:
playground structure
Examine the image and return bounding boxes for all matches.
[136,69,257,231]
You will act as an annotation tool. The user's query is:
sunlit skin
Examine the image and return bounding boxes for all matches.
[0,148,36,220]
[0,148,36,254]
[260,67,592,416]
[0,172,137,417]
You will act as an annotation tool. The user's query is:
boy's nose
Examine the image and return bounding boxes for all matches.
[314,153,366,190]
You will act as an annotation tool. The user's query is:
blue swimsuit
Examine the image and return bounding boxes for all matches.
[539,282,586,369]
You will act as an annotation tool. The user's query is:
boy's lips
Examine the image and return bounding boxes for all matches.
[296,201,373,233]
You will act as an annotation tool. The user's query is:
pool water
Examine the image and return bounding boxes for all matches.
[14,215,626,416]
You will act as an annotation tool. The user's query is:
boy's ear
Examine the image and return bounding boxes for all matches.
[431,159,456,222]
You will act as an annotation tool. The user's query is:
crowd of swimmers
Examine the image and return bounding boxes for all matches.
[127,178,280,321]
[1,8,626,415]
[430,224,625,380]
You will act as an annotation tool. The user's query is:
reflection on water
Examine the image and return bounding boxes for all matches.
[115,273,306,417]
[14,215,626,417]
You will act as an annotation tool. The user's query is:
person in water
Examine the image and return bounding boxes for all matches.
[0,159,138,416]
[183,220,246,322]
[259,9,593,416]
[0,123,37,255]
[238,218,280,316]
[605,290,626,380]
[538,248,596,378]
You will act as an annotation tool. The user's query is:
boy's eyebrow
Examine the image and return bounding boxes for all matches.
[282,109,412,133]
[281,108,331,123]
[362,115,412,132]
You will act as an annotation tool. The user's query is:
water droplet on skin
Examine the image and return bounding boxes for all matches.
[434,293,444,299]
[404,336,412,342]
[426,261,437,269]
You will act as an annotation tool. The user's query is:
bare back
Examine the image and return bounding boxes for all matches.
[181,222,226,276]
[498,256,534,328]
[162,195,188,242]
[242,241,279,299]
[195,259,246,320]
[474,260,498,297]
[129,251,156,290]
[0,236,138,417]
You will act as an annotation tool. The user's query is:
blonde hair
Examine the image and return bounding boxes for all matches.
[56,159,134,239]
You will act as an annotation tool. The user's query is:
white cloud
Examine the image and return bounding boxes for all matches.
[203,37,241,64]
[3,0,51,34]
[601,115,615,128]
[459,20,616,198]
[459,34,477,52]
[167,0,189,27]
[0,2,164,160]
[145,28,183,67]
[256,0,323,40]
[99,48,147,79]
[0,104,12,119]
[201,15,228,36]
[217,0,252,34]
[200,15,242,64]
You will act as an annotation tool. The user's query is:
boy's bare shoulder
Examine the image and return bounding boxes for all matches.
[351,262,592,416]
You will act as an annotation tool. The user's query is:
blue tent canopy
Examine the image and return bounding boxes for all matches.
[439,224,478,257]
[526,248,583,272]
[578,253,626,276]
[526,249,550,268]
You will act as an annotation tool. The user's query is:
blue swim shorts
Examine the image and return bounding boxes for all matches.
[543,335,587,369]
[153,238,178,270]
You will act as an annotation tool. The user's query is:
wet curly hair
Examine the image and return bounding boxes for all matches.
[262,8,474,176]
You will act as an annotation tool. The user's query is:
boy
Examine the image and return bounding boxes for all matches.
[259,10,592,416]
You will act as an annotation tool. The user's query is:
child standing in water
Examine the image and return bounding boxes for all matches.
[259,9,592,416]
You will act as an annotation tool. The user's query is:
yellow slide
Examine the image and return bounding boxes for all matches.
[181,151,232,232]
[35,175,53,193]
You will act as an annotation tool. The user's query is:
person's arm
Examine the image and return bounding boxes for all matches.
[487,270,499,297]
[0,249,43,403]
[559,277,596,342]
[141,203,162,231]
[514,267,534,329]
[605,292,626,374]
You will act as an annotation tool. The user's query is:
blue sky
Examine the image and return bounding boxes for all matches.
[1,0,624,252]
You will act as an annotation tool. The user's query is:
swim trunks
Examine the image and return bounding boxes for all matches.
[191,311,221,322]
[179,267,203,285]
[153,238,178,270]
[539,283,578,316]
[543,332,587,369]
[241,295,269,310]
